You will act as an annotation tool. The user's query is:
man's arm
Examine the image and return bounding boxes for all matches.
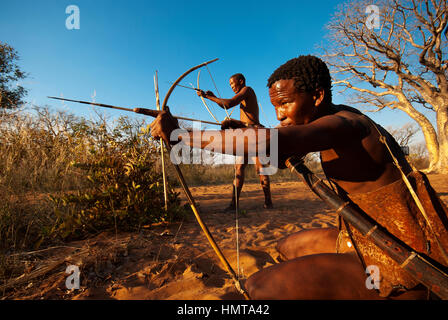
[150,111,368,161]
[185,114,369,160]
[198,87,249,109]
[277,114,369,155]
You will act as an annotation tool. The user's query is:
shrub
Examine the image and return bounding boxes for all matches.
[48,121,186,241]
[0,107,186,250]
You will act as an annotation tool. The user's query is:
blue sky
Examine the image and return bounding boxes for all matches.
[0,0,434,136]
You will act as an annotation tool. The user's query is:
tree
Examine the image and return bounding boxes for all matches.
[322,0,448,173]
[0,42,27,109]
[387,122,419,146]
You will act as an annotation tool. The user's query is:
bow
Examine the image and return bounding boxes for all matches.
[197,66,244,283]
[197,70,220,125]
[198,66,237,120]
[160,58,250,300]
[153,71,168,212]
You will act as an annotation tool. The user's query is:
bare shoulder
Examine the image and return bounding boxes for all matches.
[332,105,367,120]
[237,87,258,108]
[240,86,255,97]
[314,109,369,131]
[300,105,373,146]
[327,105,372,134]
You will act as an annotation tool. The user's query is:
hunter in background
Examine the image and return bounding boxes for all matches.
[151,55,448,299]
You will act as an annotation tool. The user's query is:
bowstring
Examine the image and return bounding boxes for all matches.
[257,99,273,128]
[234,169,241,279]
[205,64,242,280]
[196,71,220,125]
[206,64,233,119]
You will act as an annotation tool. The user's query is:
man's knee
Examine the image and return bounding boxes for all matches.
[245,271,272,300]
[275,237,289,258]
[246,254,379,300]
[259,174,270,185]
[235,164,246,176]
[276,228,339,260]
[245,275,258,299]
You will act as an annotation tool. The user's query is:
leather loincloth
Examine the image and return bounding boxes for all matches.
[337,171,448,297]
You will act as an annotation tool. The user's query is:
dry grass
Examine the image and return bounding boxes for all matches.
[0,106,185,292]
[0,106,430,298]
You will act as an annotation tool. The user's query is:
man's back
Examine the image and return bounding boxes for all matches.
[319,105,411,195]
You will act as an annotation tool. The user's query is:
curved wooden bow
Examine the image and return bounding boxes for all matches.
[160,58,250,300]
[197,70,220,125]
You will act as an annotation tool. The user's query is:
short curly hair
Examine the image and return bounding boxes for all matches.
[267,55,332,102]
[230,73,245,84]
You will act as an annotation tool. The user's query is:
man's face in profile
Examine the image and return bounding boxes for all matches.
[269,79,317,126]
[229,77,243,94]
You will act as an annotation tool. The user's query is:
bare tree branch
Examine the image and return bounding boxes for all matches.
[321,0,448,172]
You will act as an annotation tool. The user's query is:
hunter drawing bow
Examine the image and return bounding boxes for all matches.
[49,58,251,299]
[160,58,250,299]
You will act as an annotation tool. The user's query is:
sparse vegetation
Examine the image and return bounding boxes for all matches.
[0,106,432,296]
[0,42,28,109]
[0,107,186,253]
[387,122,430,171]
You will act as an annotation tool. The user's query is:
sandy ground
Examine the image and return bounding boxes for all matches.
[2,174,448,300]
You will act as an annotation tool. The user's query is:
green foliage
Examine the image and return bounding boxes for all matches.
[0,42,27,109]
[47,119,186,241]
[0,107,186,250]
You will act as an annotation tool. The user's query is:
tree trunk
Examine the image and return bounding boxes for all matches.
[433,104,448,174]
[396,97,440,172]
[412,118,440,173]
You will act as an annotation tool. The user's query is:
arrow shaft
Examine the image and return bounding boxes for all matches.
[48,96,220,126]
[48,96,134,112]
[168,82,202,92]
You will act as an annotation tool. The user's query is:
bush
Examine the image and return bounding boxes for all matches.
[0,107,186,250]
[49,121,186,241]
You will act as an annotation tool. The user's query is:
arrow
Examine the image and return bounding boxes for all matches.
[47,96,220,126]
[167,82,203,92]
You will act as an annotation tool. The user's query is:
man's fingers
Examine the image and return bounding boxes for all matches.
[221,119,231,130]
[149,123,159,138]
[149,116,159,128]
[221,118,246,129]
[149,111,163,138]
[149,107,179,143]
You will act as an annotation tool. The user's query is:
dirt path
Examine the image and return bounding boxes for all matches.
[3,174,448,300]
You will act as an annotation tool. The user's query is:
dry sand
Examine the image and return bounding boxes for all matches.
[3,174,448,300]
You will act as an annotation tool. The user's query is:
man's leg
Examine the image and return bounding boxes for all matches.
[245,252,383,300]
[259,175,273,209]
[255,158,273,209]
[226,163,246,211]
[257,229,428,300]
[276,228,353,260]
